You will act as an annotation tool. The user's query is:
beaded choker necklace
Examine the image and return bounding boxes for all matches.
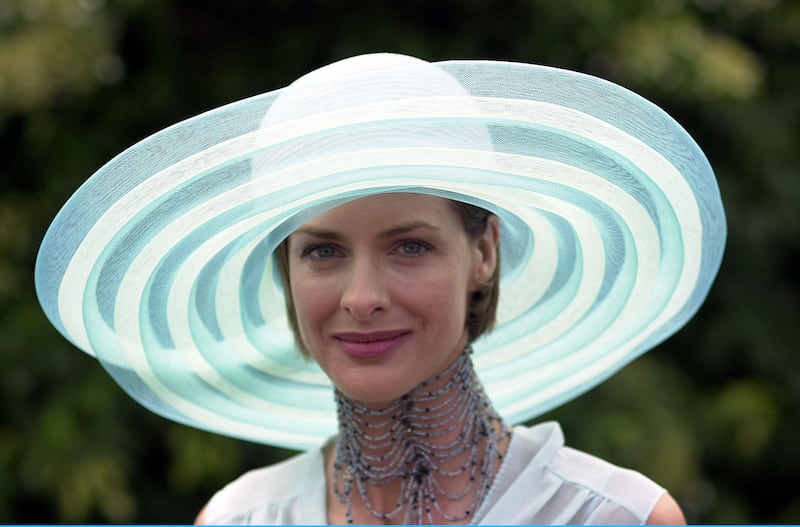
[332,349,511,524]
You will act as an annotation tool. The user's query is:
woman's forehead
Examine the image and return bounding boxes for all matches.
[292,193,461,235]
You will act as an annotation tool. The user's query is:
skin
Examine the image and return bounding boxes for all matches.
[285,193,499,408]
[648,493,687,525]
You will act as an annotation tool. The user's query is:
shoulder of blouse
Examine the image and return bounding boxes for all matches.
[202,447,324,524]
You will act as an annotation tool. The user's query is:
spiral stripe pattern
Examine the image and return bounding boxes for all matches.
[35,58,725,449]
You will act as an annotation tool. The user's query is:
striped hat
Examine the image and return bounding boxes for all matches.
[35,53,726,449]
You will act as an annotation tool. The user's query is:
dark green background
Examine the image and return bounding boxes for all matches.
[2,0,798,523]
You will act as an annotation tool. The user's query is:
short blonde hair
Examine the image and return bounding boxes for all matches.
[275,200,500,357]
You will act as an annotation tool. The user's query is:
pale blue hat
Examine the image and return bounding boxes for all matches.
[34,53,726,449]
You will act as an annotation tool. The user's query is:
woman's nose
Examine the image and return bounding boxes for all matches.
[340,257,389,320]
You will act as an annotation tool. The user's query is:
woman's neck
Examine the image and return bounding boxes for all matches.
[331,348,511,525]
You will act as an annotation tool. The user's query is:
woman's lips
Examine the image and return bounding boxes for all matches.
[333,330,411,359]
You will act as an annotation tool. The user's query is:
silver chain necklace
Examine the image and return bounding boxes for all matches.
[332,348,511,524]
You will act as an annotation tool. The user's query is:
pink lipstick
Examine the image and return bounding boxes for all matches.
[334,330,410,359]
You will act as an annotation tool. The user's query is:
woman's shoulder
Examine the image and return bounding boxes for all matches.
[217,449,319,503]
[543,442,684,526]
[199,447,325,524]
[514,422,664,495]
[485,423,672,525]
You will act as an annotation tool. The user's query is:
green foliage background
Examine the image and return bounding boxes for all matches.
[1,0,798,523]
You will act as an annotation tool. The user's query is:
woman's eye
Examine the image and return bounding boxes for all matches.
[398,241,430,256]
[301,245,338,259]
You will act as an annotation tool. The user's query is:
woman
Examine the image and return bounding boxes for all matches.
[35,54,726,524]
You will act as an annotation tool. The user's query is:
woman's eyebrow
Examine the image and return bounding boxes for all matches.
[292,227,343,240]
[294,220,438,241]
[379,220,438,238]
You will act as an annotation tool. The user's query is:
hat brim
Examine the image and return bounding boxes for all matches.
[35,57,726,449]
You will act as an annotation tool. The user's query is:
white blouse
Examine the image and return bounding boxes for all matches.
[203,422,665,525]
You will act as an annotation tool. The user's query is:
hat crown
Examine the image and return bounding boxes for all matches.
[253,53,493,180]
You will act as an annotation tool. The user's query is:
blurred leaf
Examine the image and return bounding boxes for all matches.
[705,379,779,461]
[612,14,764,100]
[165,425,242,492]
[0,0,123,113]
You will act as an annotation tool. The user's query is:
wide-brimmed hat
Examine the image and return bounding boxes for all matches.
[35,53,725,449]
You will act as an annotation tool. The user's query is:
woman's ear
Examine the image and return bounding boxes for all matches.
[471,215,500,287]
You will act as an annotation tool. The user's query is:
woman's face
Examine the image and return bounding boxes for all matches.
[287,193,498,406]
